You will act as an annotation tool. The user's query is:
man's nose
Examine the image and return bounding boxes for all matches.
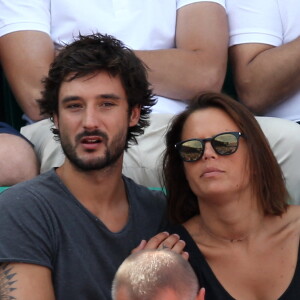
[82,107,99,130]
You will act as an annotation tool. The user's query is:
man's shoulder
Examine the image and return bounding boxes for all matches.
[0,170,60,203]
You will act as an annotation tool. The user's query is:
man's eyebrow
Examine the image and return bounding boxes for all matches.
[97,93,121,100]
[61,94,121,104]
[61,96,81,104]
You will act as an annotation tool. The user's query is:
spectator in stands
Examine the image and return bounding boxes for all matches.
[225,0,300,204]
[0,122,39,186]
[227,0,300,122]
[163,92,300,300]
[0,33,187,300]
[112,250,205,300]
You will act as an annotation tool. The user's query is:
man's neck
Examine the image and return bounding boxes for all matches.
[56,159,129,232]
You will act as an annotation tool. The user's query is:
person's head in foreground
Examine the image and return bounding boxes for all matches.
[163,92,289,224]
[112,249,205,300]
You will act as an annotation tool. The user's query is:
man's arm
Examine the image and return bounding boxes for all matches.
[0,262,55,300]
[0,30,55,121]
[230,38,300,114]
[0,2,228,119]
[135,2,228,101]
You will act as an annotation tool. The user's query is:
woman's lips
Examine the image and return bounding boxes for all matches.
[201,167,224,178]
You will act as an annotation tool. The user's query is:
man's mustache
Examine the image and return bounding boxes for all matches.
[75,130,108,144]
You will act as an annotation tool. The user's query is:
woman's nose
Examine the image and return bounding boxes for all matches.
[202,141,217,160]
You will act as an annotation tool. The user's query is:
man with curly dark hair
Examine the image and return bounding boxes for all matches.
[0,33,178,300]
[38,33,155,149]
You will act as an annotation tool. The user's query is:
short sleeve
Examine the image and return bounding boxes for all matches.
[0,0,51,37]
[177,0,225,10]
[227,0,283,47]
[0,187,56,269]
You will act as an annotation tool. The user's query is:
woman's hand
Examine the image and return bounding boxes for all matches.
[132,232,189,259]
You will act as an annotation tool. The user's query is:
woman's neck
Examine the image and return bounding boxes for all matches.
[196,196,264,244]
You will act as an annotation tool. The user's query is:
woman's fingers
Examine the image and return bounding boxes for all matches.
[159,233,182,249]
[160,236,189,260]
[131,239,147,254]
[134,232,189,259]
[167,238,185,253]
[142,232,170,249]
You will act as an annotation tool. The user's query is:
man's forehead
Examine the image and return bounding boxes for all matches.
[58,71,127,100]
[63,70,119,81]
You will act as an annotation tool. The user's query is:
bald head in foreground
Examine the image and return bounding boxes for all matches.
[112,250,205,300]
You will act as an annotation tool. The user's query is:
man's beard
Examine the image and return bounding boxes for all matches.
[60,129,127,171]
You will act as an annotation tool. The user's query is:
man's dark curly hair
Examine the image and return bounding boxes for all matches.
[38,33,156,149]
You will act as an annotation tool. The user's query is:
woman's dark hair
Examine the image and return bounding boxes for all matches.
[163,92,288,224]
[38,33,156,149]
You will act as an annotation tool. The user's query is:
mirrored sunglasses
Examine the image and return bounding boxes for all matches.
[175,131,244,162]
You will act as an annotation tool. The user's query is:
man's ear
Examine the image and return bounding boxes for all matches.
[197,288,205,300]
[129,105,141,127]
[53,114,59,130]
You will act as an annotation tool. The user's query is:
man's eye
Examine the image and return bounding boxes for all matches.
[66,103,82,109]
[101,102,115,107]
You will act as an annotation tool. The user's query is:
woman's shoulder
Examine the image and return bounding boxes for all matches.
[267,205,300,239]
[285,205,300,229]
[284,205,300,221]
[183,215,201,233]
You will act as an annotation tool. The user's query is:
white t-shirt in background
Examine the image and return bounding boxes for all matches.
[0,0,225,114]
[227,0,300,122]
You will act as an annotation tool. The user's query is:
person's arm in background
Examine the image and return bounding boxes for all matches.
[135,1,228,101]
[230,38,300,114]
[0,30,55,121]
[228,0,300,114]
[0,1,228,120]
[0,262,55,300]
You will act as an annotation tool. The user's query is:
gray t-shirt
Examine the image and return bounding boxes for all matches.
[0,169,167,300]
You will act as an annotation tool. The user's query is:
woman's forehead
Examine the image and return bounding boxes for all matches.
[182,108,239,138]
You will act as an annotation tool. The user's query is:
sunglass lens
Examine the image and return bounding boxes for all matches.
[212,133,238,155]
[179,140,203,162]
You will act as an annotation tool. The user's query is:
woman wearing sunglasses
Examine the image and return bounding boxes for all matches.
[163,92,300,300]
